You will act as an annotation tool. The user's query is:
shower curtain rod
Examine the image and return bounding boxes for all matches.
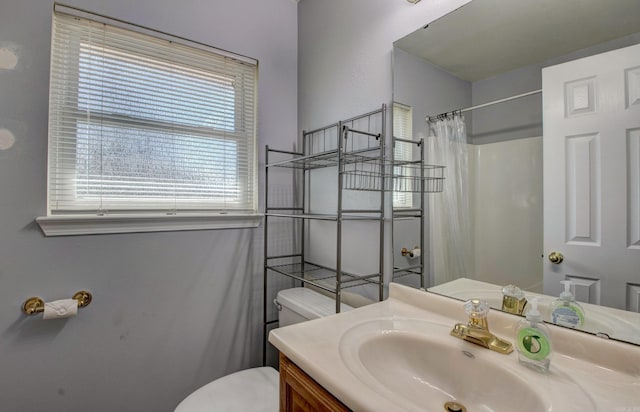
[426,89,542,122]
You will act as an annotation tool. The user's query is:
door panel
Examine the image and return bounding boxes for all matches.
[629,128,640,248]
[565,133,600,244]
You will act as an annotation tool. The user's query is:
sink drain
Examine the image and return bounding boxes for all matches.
[444,401,467,412]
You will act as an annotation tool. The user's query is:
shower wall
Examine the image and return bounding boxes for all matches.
[471,137,543,292]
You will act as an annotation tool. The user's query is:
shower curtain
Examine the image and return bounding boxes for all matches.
[427,114,473,286]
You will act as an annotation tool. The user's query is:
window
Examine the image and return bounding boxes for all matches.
[39,5,258,235]
[393,103,413,208]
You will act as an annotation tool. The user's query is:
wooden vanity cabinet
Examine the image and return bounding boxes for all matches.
[279,353,350,412]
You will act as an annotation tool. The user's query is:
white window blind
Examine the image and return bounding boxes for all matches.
[393,103,413,208]
[47,7,258,216]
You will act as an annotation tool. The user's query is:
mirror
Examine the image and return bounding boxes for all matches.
[392,0,640,345]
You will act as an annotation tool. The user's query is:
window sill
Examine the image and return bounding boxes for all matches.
[36,213,263,236]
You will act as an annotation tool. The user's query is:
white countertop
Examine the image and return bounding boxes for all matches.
[269,283,640,412]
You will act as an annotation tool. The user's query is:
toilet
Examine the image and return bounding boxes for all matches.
[174,287,353,411]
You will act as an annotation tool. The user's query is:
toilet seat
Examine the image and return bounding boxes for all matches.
[174,367,279,412]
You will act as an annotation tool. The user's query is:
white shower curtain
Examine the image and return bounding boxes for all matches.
[427,114,473,286]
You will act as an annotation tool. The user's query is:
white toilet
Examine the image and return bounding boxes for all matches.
[174,287,353,412]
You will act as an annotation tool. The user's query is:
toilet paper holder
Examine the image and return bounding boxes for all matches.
[22,291,93,315]
[401,246,421,258]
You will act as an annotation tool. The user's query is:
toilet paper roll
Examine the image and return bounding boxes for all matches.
[43,299,78,320]
[411,247,421,258]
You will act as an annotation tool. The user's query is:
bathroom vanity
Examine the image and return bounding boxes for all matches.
[279,353,348,412]
[269,283,640,412]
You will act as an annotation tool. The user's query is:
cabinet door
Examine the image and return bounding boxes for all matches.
[279,354,350,412]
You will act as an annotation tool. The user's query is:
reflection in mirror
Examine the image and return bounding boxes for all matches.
[391,102,446,290]
[391,0,640,345]
[392,102,425,289]
[430,278,640,345]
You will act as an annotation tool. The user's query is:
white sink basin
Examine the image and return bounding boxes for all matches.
[339,318,594,412]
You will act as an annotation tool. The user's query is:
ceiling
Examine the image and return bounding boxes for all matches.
[394,0,640,82]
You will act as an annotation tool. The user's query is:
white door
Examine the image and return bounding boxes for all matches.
[542,43,640,312]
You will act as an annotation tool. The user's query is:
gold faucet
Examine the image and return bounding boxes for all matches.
[501,285,527,315]
[450,299,513,354]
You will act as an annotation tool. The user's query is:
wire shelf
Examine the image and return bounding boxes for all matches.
[263,105,386,365]
[342,156,445,193]
[266,261,382,290]
[392,162,445,193]
[267,149,340,170]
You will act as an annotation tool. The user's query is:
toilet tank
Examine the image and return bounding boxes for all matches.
[275,288,353,327]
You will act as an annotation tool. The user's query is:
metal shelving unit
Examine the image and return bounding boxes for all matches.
[263,105,386,363]
[391,136,445,289]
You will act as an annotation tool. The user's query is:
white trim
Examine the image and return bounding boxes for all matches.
[36,213,262,236]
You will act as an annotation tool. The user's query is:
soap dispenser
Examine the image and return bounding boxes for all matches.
[550,280,585,328]
[515,298,552,373]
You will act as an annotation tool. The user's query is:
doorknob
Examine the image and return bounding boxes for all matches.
[548,252,564,264]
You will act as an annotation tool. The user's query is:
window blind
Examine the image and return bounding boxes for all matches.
[48,8,258,215]
[393,103,413,208]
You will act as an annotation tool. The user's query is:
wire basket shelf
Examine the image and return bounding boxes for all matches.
[342,156,445,193]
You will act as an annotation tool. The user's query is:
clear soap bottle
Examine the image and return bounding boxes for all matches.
[550,280,585,328]
[515,298,552,373]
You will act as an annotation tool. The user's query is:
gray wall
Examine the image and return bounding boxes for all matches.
[298,0,471,131]
[0,0,297,411]
[471,32,640,144]
[298,0,471,290]
[393,47,472,143]
[471,65,542,144]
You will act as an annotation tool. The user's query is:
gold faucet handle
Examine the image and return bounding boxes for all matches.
[464,299,490,329]
[464,299,490,318]
[501,285,524,299]
[501,285,527,315]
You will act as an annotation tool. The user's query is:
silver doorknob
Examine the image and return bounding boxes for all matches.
[548,252,564,264]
